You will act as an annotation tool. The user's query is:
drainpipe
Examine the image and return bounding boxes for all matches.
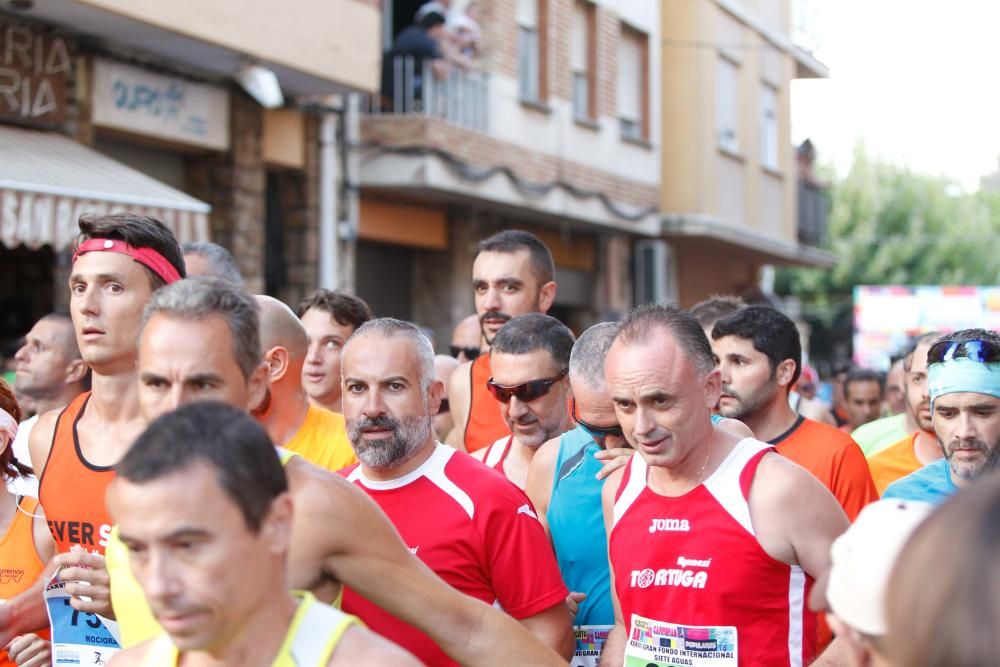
[318,95,340,289]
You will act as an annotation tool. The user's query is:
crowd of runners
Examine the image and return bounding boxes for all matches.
[1,214,998,667]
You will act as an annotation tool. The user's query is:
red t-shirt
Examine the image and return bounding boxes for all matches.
[770,416,878,522]
[341,444,568,665]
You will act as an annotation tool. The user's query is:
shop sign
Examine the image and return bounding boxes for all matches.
[92,58,230,150]
[0,21,72,125]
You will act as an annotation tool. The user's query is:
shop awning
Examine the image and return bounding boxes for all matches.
[0,126,210,251]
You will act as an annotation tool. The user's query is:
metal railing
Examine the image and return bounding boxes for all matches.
[798,180,828,247]
[366,55,490,132]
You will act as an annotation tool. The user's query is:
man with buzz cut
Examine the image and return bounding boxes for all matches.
[883,328,1000,504]
[340,317,575,664]
[473,313,575,490]
[107,402,420,666]
[447,230,558,452]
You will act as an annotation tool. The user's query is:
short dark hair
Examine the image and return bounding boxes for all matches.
[843,368,884,399]
[0,379,30,481]
[116,402,287,532]
[418,9,446,29]
[477,230,555,286]
[75,213,186,290]
[181,242,242,287]
[617,303,716,375]
[926,328,1000,365]
[491,314,575,372]
[689,295,745,328]
[297,289,374,331]
[903,331,944,371]
[712,306,802,387]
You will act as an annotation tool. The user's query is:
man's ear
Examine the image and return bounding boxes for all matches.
[248,362,271,413]
[538,281,557,314]
[64,358,89,386]
[261,492,294,555]
[775,359,798,389]
[703,368,722,410]
[264,346,290,383]
[427,379,445,417]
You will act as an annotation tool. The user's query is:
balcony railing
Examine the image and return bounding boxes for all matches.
[366,55,490,132]
[798,180,828,247]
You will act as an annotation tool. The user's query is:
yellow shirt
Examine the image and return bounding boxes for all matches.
[868,434,923,495]
[285,405,357,473]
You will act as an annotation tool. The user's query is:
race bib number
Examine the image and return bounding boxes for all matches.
[44,569,121,666]
[624,614,737,667]
[571,624,612,667]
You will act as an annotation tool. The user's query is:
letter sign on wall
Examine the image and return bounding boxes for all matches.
[0,21,72,126]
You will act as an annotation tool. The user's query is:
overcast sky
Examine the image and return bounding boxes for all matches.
[791,0,1000,191]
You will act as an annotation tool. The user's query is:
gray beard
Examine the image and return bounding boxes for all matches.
[347,414,432,471]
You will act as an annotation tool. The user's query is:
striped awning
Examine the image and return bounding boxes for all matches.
[0,126,210,251]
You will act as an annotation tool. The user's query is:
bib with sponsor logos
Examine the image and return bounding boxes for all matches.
[572,624,612,667]
[44,568,121,666]
[624,614,736,666]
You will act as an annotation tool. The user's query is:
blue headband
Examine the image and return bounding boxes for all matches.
[928,358,1000,406]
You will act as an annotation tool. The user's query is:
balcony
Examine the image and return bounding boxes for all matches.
[364,55,490,132]
[797,180,828,247]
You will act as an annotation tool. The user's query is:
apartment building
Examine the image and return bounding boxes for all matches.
[356,0,662,340]
[656,0,833,306]
[0,0,380,341]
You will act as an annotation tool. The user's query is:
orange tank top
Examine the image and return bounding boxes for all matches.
[38,392,115,555]
[463,354,510,452]
[0,496,49,667]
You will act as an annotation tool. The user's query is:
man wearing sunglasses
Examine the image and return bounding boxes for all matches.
[450,313,484,363]
[473,314,574,490]
[600,304,850,667]
[883,329,1000,505]
[868,332,943,494]
[446,231,558,453]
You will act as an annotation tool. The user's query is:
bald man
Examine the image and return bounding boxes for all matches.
[450,314,484,363]
[254,295,357,472]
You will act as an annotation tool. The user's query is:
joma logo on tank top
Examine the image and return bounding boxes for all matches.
[648,518,690,533]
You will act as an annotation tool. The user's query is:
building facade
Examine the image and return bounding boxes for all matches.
[0,0,381,345]
[657,0,832,307]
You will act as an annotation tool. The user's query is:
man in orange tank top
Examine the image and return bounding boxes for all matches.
[446,230,558,453]
[1,214,187,647]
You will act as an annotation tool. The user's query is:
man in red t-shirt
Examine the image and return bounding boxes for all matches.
[340,317,573,664]
[712,306,878,522]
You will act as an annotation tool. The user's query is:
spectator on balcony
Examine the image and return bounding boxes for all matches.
[448,6,482,61]
[381,6,449,109]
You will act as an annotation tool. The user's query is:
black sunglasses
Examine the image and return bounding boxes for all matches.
[928,339,1000,364]
[450,345,481,361]
[572,398,624,439]
[486,370,568,403]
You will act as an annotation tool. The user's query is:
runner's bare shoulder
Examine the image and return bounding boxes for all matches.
[28,408,61,480]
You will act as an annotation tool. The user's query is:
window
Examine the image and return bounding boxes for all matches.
[760,84,779,170]
[618,26,648,141]
[716,58,740,153]
[570,1,595,121]
[518,0,542,103]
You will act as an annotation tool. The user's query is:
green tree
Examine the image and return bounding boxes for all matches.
[776,145,1000,366]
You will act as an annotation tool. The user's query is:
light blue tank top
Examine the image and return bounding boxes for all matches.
[546,425,614,627]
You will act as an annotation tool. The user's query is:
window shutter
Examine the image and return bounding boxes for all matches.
[570,3,588,72]
[617,32,641,120]
[517,0,538,28]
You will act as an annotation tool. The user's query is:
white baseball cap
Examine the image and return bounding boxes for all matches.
[820,499,934,635]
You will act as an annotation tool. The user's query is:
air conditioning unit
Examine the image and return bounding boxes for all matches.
[634,239,677,305]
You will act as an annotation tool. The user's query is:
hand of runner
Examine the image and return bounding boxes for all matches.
[0,604,13,650]
[566,591,587,618]
[53,549,115,619]
[594,448,632,480]
[5,633,51,667]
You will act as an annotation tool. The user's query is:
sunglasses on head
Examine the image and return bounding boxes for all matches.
[928,339,1000,364]
[450,345,481,361]
[486,369,568,403]
[571,398,624,439]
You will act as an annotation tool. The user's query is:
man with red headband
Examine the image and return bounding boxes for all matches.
[0,213,186,652]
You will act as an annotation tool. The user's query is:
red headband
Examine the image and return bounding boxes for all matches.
[72,239,182,285]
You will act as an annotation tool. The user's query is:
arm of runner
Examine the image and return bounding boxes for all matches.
[599,466,628,667]
[830,440,879,522]
[53,548,114,618]
[518,602,575,660]
[5,633,50,667]
[0,560,57,648]
[809,636,850,665]
[26,411,57,485]
[296,464,566,667]
[524,437,559,536]
[444,361,472,451]
[331,625,423,666]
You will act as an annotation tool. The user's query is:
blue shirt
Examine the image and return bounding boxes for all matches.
[546,425,613,627]
[882,458,958,505]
